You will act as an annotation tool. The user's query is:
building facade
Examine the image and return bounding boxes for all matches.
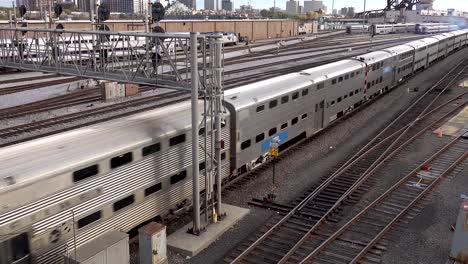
[304,0,325,13]
[221,0,232,12]
[204,0,220,10]
[286,0,299,15]
[179,0,196,9]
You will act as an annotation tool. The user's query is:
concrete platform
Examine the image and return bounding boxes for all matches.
[167,204,249,257]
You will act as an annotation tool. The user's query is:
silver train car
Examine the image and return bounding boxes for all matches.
[1,28,468,263]
[370,23,416,35]
[416,23,459,34]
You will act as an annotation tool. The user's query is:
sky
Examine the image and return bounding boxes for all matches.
[0,0,466,12]
[194,0,468,12]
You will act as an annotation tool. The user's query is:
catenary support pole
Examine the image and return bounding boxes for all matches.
[214,36,223,218]
[191,32,201,234]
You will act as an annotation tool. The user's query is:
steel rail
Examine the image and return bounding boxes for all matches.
[349,151,467,263]
[229,57,468,264]
[278,71,468,264]
[299,135,466,263]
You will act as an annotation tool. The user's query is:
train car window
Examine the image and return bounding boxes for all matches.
[350,72,355,78]
[317,83,325,90]
[256,133,265,143]
[144,182,162,196]
[367,83,371,89]
[281,123,288,129]
[338,77,343,82]
[372,65,376,71]
[292,117,299,125]
[349,91,353,97]
[11,233,30,261]
[199,162,206,171]
[269,100,278,109]
[281,96,289,104]
[332,79,337,85]
[113,195,135,212]
[256,105,265,112]
[337,97,342,103]
[301,113,308,119]
[221,152,226,160]
[380,76,383,83]
[110,152,133,169]
[73,164,99,182]
[269,127,277,136]
[241,140,251,150]
[170,134,186,146]
[344,94,348,99]
[302,89,309,96]
[292,92,299,100]
[142,143,161,157]
[381,62,384,67]
[371,80,375,86]
[355,89,359,94]
[78,211,102,229]
[345,74,349,80]
[170,170,187,185]
[331,101,335,105]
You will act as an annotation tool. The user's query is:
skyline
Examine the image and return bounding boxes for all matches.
[0,0,466,12]
[201,0,465,12]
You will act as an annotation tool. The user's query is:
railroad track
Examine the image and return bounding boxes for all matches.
[296,137,467,264]
[223,36,426,89]
[0,90,188,148]
[224,59,468,264]
[224,34,422,65]
[0,76,82,95]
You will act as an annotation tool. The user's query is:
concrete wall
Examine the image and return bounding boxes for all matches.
[0,20,299,41]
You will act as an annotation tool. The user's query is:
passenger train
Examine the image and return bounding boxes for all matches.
[348,23,458,35]
[1,29,468,263]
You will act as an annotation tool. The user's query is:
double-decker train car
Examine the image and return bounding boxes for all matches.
[1,29,468,264]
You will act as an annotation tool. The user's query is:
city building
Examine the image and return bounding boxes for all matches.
[101,0,147,14]
[179,0,196,9]
[304,0,326,13]
[340,7,348,16]
[221,0,232,12]
[204,0,220,10]
[347,7,355,17]
[286,0,299,15]
[332,9,337,15]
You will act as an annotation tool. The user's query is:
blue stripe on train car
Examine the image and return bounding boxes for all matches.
[261,130,289,152]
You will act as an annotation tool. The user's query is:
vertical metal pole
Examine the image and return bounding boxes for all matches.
[214,36,223,217]
[90,0,96,70]
[362,0,366,35]
[191,32,200,234]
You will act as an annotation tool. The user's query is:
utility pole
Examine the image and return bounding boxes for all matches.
[362,0,366,35]
[191,32,201,234]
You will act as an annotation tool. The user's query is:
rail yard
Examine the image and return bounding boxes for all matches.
[0,17,467,264]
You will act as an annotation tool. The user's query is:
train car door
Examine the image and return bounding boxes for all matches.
[314,100,325,130]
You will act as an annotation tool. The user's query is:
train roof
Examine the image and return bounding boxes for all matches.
[225,60,365,111]
[224,73,312,111]
[382,44,413,55]
[405,39,429,49]
[0,100,197,192]
[353,51,393,64]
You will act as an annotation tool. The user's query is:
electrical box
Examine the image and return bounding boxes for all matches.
[450,197,468,262]
[139,222,167,264]
[64,230,129,264]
